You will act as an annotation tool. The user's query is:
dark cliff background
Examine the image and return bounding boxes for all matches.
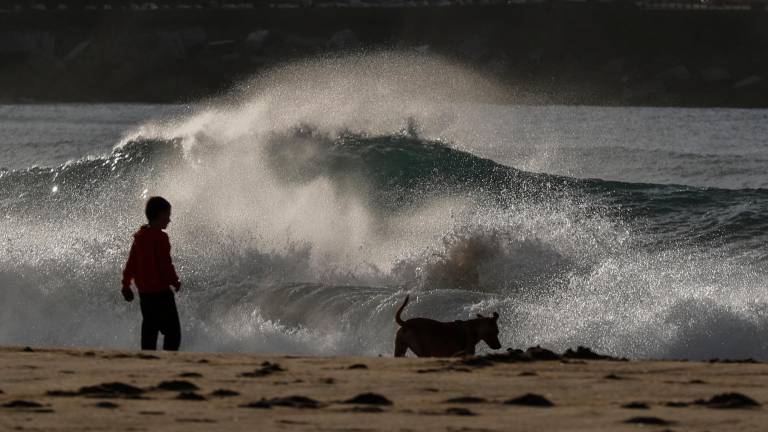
[2,1,768,106]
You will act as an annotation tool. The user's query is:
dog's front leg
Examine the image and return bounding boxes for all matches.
[464,344,476,356]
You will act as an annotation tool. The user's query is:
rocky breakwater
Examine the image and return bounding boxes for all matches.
[0,4,766,106]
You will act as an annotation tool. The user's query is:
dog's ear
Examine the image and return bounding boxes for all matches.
[476,313,485,319]
[492,312,499,321]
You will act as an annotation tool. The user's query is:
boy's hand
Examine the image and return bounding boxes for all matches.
[172,281,182,293]
[121,288,134,302]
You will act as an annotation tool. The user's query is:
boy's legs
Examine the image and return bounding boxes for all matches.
[159,291,181,351]
[139,294,161,350]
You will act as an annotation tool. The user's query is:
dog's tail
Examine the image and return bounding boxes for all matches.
[395,295,410,327]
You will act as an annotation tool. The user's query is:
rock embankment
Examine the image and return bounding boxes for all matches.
[0,3,766,106]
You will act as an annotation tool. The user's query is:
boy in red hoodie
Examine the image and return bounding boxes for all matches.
[121,196,182,351]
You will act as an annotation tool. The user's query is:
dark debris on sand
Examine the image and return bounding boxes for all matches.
[445,407,477,416]
[240,361,285,378]
[417,366,472,373]
[179,372,203,378]
[240,400,272,409]
[461,345,624,368]
[137,353,160,360]
[563,346,626,361]
[560,359,587,365]
[621,402,649,409]
[177,392,207,401]
[522,346,562,361]
[211,389,240,397]
[103,353,159,360]
[342,393,393,405]
[1,399,54,413]
[504,393,554,407]
[2,400,44,408]
[155,380,199,392]
[270,395,322,409]
[694,393,761,409]
[48,382,145,399]
[176,418,217,423]
[241,395,322,409]
[708,358,760,364]
[95,401,119,409]
[347,363,368,369]
[348,406,384,413]
[444,396,488,404]
[624,416,673,425]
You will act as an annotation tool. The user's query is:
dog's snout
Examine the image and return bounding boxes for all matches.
[487,337,502,350]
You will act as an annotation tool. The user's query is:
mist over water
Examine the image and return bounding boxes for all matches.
[2,53,768,359]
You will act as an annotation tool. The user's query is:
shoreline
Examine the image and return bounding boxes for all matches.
[2,345,767,431]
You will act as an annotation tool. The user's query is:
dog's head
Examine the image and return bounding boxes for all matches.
[474,312,501,350]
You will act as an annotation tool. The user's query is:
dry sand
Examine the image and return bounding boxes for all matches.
[1,345,767,431]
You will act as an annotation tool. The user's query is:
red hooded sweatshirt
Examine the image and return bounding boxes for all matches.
[122,225,179,294]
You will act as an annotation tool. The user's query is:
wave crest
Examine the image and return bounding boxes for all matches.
[3,53,768,359]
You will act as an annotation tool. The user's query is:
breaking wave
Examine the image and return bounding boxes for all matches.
[2,53,768,359]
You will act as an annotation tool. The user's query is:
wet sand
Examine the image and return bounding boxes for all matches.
[1,345,767,431]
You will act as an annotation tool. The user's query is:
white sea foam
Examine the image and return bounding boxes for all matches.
[1,53,768,359]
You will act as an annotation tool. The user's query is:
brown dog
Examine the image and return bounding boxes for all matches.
[394,295,502,357]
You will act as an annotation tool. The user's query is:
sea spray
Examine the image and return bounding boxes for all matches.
[2,53,768,359]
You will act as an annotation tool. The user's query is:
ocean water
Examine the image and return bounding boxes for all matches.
[1,54,768,359]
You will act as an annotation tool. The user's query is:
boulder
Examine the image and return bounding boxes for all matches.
[0,31,55,56]
[326,29,360,51]
[281,34,325,51]
[207,40,237,54]
[733,75,762,89]
[414,44,431,54]
[179,27,208,51]
[153,29,207,61]
[457,35,490,62]
[657,65,692,83]
[156,32,186,60]
[699,65,731,83]
[624,78,665,100]
[601,57,627,75]
[64,40,91,62]
[487,56,509,76]
[244,30,270,53]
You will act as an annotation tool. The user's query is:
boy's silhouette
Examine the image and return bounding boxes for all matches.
[121,196,182,351]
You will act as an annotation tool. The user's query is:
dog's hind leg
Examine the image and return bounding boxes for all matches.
[394,330,408,357]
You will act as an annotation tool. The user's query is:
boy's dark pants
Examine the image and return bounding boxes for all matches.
[139,290,181,351]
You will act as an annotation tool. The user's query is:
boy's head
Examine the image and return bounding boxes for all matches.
[145,196,172,229]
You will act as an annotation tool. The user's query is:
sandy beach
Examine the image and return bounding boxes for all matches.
[1,346,766,431]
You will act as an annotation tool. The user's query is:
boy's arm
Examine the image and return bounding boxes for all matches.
[121,240,137,301]
[159,233,180,290]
